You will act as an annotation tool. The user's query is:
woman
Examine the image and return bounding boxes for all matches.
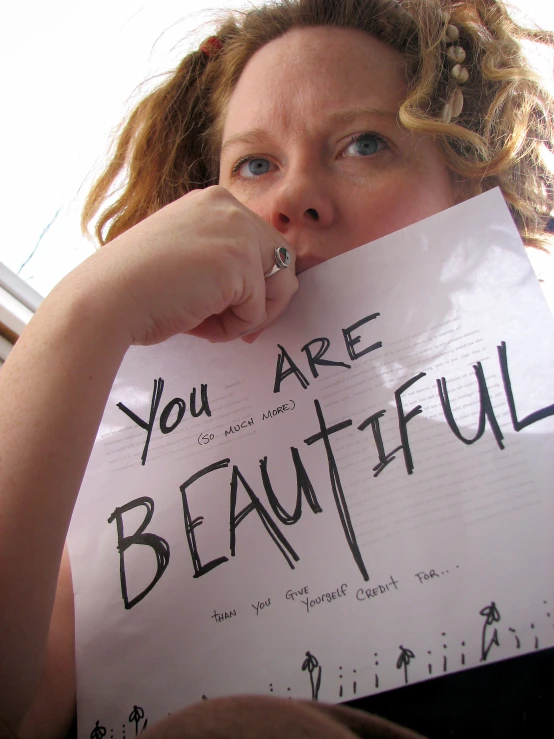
[1,1,552,737]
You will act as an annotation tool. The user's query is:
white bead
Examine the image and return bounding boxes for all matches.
[446,24,459,42]
[447,46,466,64]
[451,87,464,118]
[441,101,453,124]
[452,64,469,83]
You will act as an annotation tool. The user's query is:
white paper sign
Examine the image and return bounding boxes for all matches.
[68,189,554,738]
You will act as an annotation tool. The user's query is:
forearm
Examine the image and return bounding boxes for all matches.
[0,264,130,726]
[0,187,298,729]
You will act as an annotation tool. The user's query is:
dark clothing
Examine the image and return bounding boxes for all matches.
[346,648,554,737]
[146,696,424,738]
[50,647,554,739]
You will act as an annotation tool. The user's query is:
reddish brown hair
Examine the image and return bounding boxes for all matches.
[82,0,554,248]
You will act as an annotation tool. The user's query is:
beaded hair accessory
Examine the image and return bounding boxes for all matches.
[440,12,469,123]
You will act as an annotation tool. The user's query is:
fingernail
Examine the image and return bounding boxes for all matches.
[241,330,263,344]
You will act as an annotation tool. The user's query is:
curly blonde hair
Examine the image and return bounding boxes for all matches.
[82,0,554,249]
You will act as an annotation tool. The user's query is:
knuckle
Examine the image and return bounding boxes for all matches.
[224,203,248,229]
[191,184,232,209]
[206,184,230,200]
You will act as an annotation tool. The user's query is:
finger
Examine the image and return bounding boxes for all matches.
[254,280,300,337]
[186,314,239,343]
[186,262,267,342]
[188,259,298,343]
[187,282,266,342]
[241,330,263,344]
[257,244,299,323]
[189,228,297,343]
[238,263,299,344]
[213,236,295,339]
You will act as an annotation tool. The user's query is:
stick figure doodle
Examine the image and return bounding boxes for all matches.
[479,602,501,662]
[128,705,147,736]
[396,645,416,685]
[90,721,107,739]
[302,651,322,700]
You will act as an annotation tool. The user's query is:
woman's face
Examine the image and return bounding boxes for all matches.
[219,26,456,274]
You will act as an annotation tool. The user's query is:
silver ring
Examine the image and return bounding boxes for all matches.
[264,246,291,278]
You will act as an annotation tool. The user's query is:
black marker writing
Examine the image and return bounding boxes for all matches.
[274,312,382,393]
[356,575,399,601]
[301,337,351,378]
[211,609,236,623]
[128,706,146,737]
[304,400,368,581]
[302,651,322,700]
[90,721,106,739]
[499,341,554,431]
[274,344,310,393]
[415,569,440,584]
[108,497,170,610]
[395,373,426,475]
[190,384,211,418]
[230,466,299,569]
[260,447,322,525]
[286,586,308,601]
[117,378,163,466]
[262,400,295,420]
[225,418,254,436]
[438,364,504,449]
[357,409,401,477]
[342,312,382,361]
[479,601,501,661]
[180,460,230,578]
[396,645,415,685]
[300,583,348,613]
[252,598,271,615]
[117,379,211,465]
[159,398,185,434]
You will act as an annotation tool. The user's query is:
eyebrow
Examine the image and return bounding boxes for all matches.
[220,106,399,154]
[221,128,271,155]
[327,106,398,125]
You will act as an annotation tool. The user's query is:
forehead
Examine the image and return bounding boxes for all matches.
[222,26,407,143]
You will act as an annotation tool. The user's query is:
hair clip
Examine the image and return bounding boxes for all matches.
[199,35,223,57]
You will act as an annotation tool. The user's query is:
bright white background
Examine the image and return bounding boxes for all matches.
[1,0,553,297]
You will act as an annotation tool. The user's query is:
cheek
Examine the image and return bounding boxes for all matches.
[349,170,455,243]
[402,175,456,225]
[403,151,457,218]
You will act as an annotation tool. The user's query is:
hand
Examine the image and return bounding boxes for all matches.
[73,186,298,346]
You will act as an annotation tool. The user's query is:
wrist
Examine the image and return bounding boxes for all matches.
[44,248,134,358]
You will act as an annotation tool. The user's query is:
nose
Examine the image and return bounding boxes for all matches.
[267,163,335,234]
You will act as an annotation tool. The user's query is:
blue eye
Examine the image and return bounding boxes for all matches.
[234,157,271,177]
[248,158,270,175]
[345,133,386,157]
